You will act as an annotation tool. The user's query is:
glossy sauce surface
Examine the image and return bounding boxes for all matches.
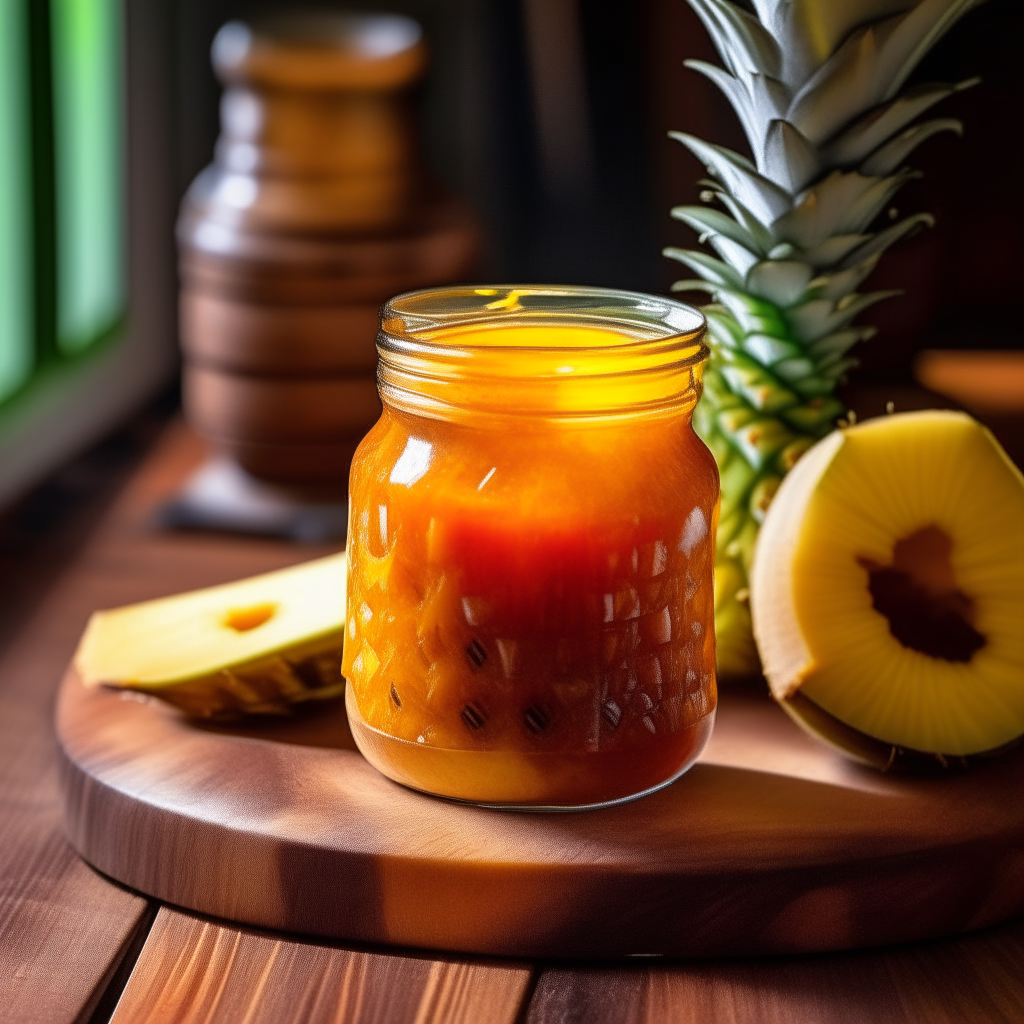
[342,323,719,805]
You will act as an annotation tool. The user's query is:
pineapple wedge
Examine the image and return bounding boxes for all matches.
[751,411,1024,767]
[75,553,347,719]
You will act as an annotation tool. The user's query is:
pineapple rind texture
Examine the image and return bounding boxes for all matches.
[671,0,985,675]
[778,690,1022,773]
[75,553,347,719]
[118,644,347,720]
[752,411,1024,760]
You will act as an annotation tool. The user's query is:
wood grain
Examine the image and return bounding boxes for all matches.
[57,652,1024,959]
[15,416,1024,1022]
[183,365,382,442]
[207,435,362,487]
[1,421,334,1024]
[109,908,531,1024]
[0,468,157,1022]
[525,919,1024,1024]
[180,292,381,375]
[177,198,480,306]
[193,13,426,234]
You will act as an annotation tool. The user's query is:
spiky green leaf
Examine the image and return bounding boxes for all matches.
[807,326,876,362]
[758,0,920,89]
[745,260,814,306]
[671,205,767,256]
[772,356,818,382]
[670,133,792,224]
[879,0,985,101]
[776,170,913,247]
[684,60,763,155]
[797,233,871,267]
[817,356,859,380]
[669,279,718,297]
[710,235,762,276]
[822,78,977,166]
[719,352,801,412]
[860,117,962,174]
[762,119,821,192]
[779,396,844,433]
[839,212,934,266]
[784,0,980,144]
[686,0,782,78]
[697,181,780,250]
[663,247,745,289]
[704,305,745,346]
[717,405,760,434]
[742,332,803,365]
[807,254,880,301]
[715,289,790,337]
[731,416,797,471]
[786,289,901,343]
[786,25,883,145]
[746,72,793,136]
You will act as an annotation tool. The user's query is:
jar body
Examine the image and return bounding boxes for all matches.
[343,400,719,807]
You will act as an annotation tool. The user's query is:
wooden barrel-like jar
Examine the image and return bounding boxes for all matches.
[179,14,478,489]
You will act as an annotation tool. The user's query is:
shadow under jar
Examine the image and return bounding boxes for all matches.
[342,286,719,808]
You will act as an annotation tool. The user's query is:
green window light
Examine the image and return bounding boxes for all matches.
[51,0,123,355]
[0,0,33,403]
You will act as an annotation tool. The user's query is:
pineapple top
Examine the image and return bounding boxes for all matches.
[668,0,984,387]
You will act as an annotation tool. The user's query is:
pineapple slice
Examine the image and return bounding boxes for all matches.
[751,411,1024,766]
[75,553,347,719]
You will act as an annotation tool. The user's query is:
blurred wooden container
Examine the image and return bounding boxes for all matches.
[179,13,478,489]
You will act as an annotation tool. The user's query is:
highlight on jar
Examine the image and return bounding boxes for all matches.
[341,285,720,808]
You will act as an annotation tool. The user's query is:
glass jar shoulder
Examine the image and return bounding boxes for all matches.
[351,406,717,526]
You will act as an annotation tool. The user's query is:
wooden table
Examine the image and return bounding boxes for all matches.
[2,421,1022,1024]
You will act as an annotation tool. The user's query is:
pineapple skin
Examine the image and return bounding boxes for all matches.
[669,0,985,676]
[115,640,347,720]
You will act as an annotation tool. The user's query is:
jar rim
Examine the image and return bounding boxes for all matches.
[381,284,706,352]
[377,285,709,424]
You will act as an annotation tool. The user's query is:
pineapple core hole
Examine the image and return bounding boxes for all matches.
[857,525,985,663]
[223,602,278,633]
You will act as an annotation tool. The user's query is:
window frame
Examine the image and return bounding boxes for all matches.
[0,0,177,509]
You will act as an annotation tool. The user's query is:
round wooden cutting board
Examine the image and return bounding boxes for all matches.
[56,668,1024,959]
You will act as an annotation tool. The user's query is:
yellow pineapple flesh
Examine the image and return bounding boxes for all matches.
[751,411,1024,762]
[75,553,347,718]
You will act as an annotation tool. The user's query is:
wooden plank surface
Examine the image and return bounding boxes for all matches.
[0,674,148,1024]
[109,908,532,1024]
[51,414,1024,960]
[56,658,1024,958]
[0,422,334,1023]
[0,444,159,1024]
[7,416,1024,1022]
[525,919,1024,1024]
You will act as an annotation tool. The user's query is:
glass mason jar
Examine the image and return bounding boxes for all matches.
[341,285,719,808]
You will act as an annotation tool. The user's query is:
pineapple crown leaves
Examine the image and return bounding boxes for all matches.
[667,0,983,390]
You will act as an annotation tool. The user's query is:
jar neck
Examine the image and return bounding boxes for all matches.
[376,286,708,425]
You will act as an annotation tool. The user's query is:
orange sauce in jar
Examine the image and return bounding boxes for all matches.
[342,287,718,807]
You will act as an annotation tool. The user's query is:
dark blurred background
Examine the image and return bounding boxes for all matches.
[174,0,1022,379]
[0,0,1021,518]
